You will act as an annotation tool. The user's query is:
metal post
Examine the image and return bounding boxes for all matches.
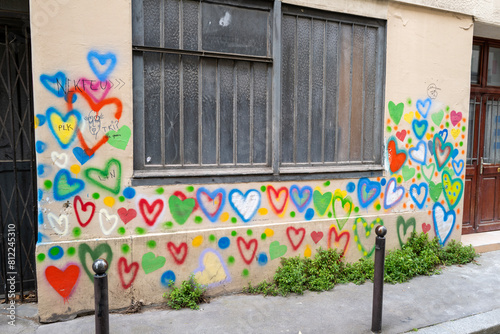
[371,225,387,333]
[93,258,109,334]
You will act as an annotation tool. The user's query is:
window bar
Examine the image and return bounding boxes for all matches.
[179,56,185,166]
[272,0,281,174]
[307,18,313,165]
[216,60,220,166]
[360,25,366,164]
[347,23,354,163]
[160,0,165,165]
[334,22,341,163]
[495,98,499,163]
[233,61,237,165]
[476,95,482,164]
[249,62,254,165]
[321,19,326,164]
[293,15,298,164]
[198,59,203,166]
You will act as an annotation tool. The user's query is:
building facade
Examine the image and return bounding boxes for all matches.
[21,0,500,321]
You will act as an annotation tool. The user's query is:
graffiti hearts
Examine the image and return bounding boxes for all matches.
[327,225,350,256]
[452,159,464,176]
[357,178,381,208]
[40,71,67,98]
[167,242,188,265]
[409,182,428,209]
[269,240,288,260]
[229,189,261,223]
[433,133,453,171]
[138,197,165,226]
[99,209,119,235]
[387,138,407,173]
[47,107,82,149]
[450,110,462,127]
[87,51,117,82]
[45,264,80,302]
[197,187,226,222]
[53,169,85,201]
[353,217,383,258]
[286,227,305,251]
[194,249,231,287]
[78,243,113,282]
[142,252,166,274]
[433,202,456,246]
[290,185,313,213]
[409,140,427,165]
[84,158,122,195]
[416,98,431,118]
[118,257,139,289]
[47,213,69,236]
[74,196,95,227]
[106,125,131,150]
[117,208,137,224]
[388,101,404,125]
[412,119,428,140]
[396,129,406,142]
[313,190,332,216]
[442,171,463,210]
[396,216,416,247]
[267,186,289,215]
[169,194,195,225]
[332,190,353,230]
[237,237,258,265]
[384,178,404,209]
[310,231,324,244]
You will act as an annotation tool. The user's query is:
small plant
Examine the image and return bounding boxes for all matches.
[163,275,207,310]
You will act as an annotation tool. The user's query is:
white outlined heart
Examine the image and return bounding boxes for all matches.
[47,213,69,236]
[99,208,118,235]
[51,151,68,168]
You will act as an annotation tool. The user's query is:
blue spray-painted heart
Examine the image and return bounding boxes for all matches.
[452,159,464,176]
[87,51,117,81]
[53,169,85,201]
[40,72,67,98]
[357,178,381,208]
[438,129,448,142]
[409,182,428,209]
[73,147,94,165]
[416,98,432,118]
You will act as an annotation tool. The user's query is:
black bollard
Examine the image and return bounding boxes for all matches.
[93,258,109,334]
[371,225,387,333]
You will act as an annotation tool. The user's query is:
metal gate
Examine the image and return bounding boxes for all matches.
[0,22,37,303]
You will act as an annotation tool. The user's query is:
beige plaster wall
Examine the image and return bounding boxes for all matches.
[31,0,473,322]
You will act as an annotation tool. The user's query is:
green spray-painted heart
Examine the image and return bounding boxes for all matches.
[142,252,166,274]
[431,110,444,126]
[396,216,416,248]
[313,190,333,216]
[332,190,352,230]
[388,101,404,125]
[402,165,416,181]
[443,166,454,177]
[168,195,196,225]
[106,125,131,150]
[429,181,443,202]
[83,158,121,195]
[78,243,113,282]
[353,217,384,258]
[269,241,288,260]
[422,163,436,183]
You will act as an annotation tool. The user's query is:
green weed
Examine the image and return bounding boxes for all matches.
[163,275,207,310]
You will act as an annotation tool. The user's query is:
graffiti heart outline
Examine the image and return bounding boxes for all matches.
[452,159,465,176]
[74,195,96,228]
[196,187,226,223]
[416,97,432,118]
[396,216,416,247]
[408,140,427,165]
[193,248,231,287]
[357,178,381,208]
[353,217,383,258]
[99,208,119,235]
[83,158,122,195]
[87,51,117,82]
[46,107,82,149]
[433,133,453,171]
[137,196,166,227]
[289,185,313,213]
[229,189,261,223]
[286,226,305,251]
[237,236,258,265]
[327,225,350,256]
[409,182,429,210]
[47,213,69,236]
[167,241,188,265]
[40,71,67,98]
[117,257,139,289]
[384,177,405,209]
[53,169,85,201]
[266,185,289,216]
[442,171,464,210]
[78,243,113,282]
[433,202,456,246]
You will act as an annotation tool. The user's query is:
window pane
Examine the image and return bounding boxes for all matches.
[202,3,270,57]
[219,59,234,164]
[183,55,199,165]
[484,98,500,164]
[201,58,217,165]
[144,52,162,165]
[281,15,296,164]
[164,53,181,165]
[471,45,480,84]
[236,61,251,164]
[487,47,500,86]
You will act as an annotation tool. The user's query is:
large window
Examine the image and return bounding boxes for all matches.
[132,0,386,183]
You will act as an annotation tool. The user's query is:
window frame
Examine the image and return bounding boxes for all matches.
[132,0,386,186]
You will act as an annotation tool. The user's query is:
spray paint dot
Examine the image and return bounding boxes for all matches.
[209,234,216,242]
[161,270,176,287]
[380,178,387,186]
[346,182,355,193]
[72,227,81,237]
[397,176,402,183]
[257,253,268,266]
[430,126,435,132]
[459,141,463,147]
[164,221,174,229]
[228,256,235,265]
[375,203,381,211]
[194,216,203,224]
[37,253,46,262]
[48,246,63,260]
[261,233,267,240]
[290,211,296,218]
[387,126,392,132]
[446,106,450,112]
[147,240,156,248]
[354,207,359,213]
[407,98,412,105]
[323,181,330,186]
[246,229,253,236]
[445,121,450,127]
[123,187,136,199]
[231,231,237,237]
[186,186,194,192]
[92,193,100,200]
[231,217,237,223]
[117,227,126,235]
[218,237,230,249]
[118,196,125,202]
[461,126,466,132]
[327,211,332,218]
[38,189,43,201]
[260,185,266,192]
[121,244,130,254]
[156,187,164,194]
[417,173,421,180]
[305,208,315,221]
[408,138,412,144]
[43,180,52,189]
[242,269,249,277]
[67,247,76,256]
[135,227,146,235]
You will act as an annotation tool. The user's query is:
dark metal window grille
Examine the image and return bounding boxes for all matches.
[132,0,386,181]
[0,23,37,303]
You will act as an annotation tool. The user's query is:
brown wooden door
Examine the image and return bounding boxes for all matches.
[463,95,500,233]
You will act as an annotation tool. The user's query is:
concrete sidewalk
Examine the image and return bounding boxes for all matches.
[2,250,500,334]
